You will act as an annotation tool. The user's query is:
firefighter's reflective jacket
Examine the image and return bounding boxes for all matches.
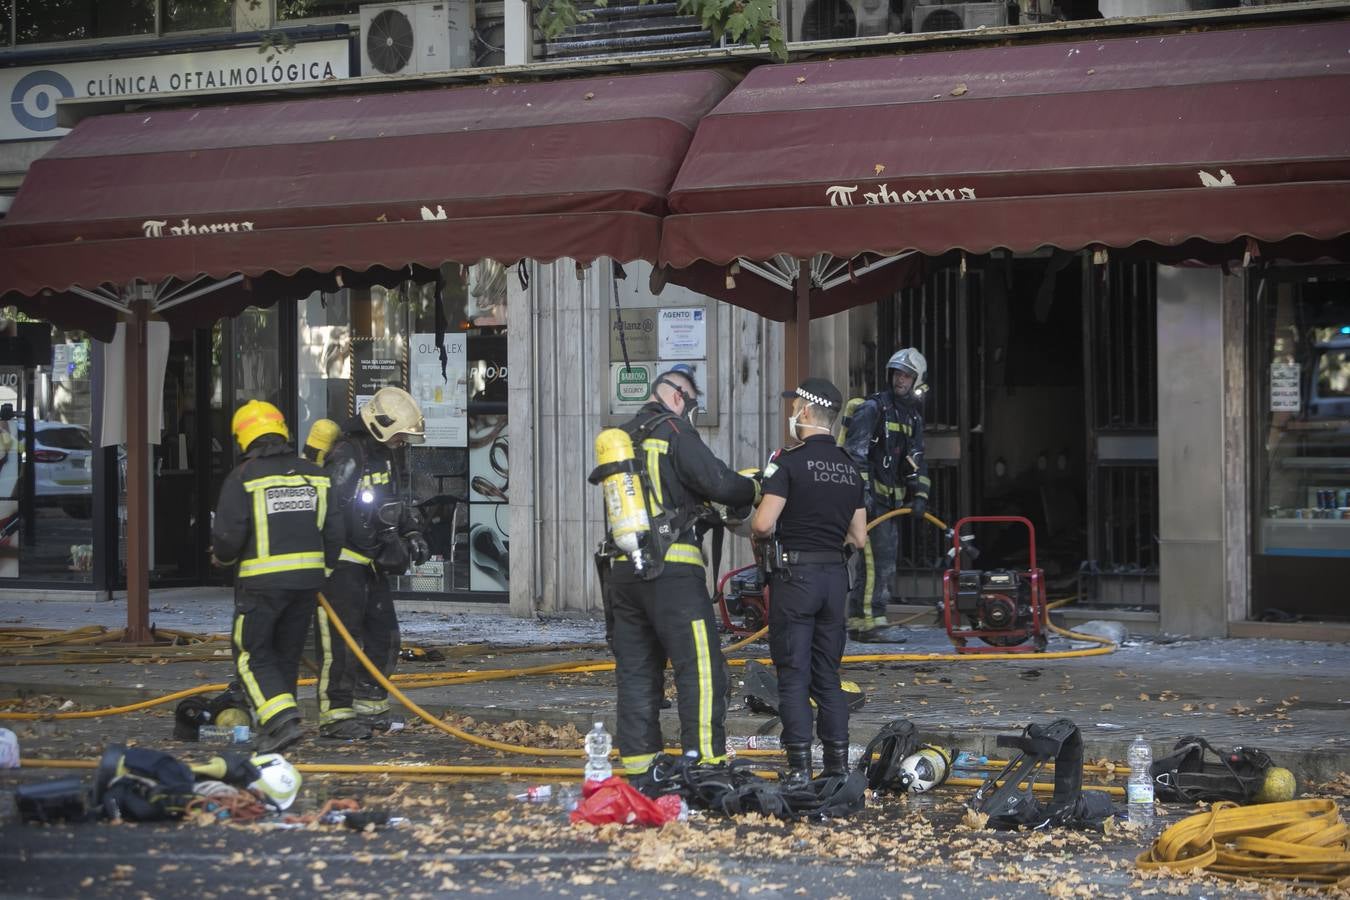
[211,435,342,587]
[613,401,756,571]
[841,391,930,510]
[325,421,414,570]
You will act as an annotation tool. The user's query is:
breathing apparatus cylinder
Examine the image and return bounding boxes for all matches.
[594,428,653,571]
[900,746,952,793]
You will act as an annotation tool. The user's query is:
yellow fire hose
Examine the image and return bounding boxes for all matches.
[1136,799,1350,888]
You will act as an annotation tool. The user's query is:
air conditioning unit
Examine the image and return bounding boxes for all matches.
[789,0,893,43]
[914,2,1009,33]
[359,1,474,75]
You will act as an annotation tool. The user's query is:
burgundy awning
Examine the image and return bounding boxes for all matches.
[0,69,733,335]
[661,21,1350,278]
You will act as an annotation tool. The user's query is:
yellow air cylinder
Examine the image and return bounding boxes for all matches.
[594,428,651,567]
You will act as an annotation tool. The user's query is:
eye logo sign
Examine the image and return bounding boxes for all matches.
[10,70,75,133]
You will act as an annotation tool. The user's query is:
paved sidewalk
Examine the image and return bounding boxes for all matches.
[2,593,1348,781]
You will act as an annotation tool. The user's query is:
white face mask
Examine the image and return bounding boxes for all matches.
[789,403,830,441]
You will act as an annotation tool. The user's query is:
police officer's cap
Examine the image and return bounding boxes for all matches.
[781,377,842,410]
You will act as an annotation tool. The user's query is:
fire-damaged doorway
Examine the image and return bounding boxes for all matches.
[873,254,1159,608]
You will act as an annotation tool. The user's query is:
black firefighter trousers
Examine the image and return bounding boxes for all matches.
[769,562,850,746]
[316,563,400,725]
[232,583,315,728]
[609,565,727,773]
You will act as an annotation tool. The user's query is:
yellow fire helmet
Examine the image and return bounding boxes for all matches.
[231,400,289,453]
[361,387,426,445]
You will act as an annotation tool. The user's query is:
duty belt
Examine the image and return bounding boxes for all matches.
[782,549,846,565]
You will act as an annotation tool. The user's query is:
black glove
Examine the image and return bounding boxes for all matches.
[406,532,431,568]
[909,495,927,521]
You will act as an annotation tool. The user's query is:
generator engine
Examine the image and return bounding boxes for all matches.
[942,516,1048,653]
[954,569,1032,639]
[717,565,769,636]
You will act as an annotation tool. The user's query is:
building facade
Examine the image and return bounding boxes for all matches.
[1,0,1345,639]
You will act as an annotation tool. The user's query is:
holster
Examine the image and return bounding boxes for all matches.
[844,544,860,592]
[753,537,788,581]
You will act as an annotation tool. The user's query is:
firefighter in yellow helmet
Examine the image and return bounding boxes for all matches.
[211,400,342,754]
[315,387,430,740]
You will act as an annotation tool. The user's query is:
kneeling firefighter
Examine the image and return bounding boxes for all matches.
[316,387,430,740]
[591,366,758,787]
[211,400,342,754]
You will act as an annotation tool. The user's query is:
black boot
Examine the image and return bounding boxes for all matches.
[783,742,813,788]
[821,741,850,777]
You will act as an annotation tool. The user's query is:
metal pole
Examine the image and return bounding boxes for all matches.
[784,259,811,393]
[123,288,152,643]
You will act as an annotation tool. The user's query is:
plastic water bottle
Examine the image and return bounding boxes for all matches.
[1127,735,1155,829]
[953,751,987,770]
[0,727,19,768]
[198,724,251,745]
[510,784,553,803]
[583,722,613,783]
[727,735,781,752]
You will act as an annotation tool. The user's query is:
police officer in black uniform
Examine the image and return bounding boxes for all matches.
[607,365,758,784]
[751,378,867,787]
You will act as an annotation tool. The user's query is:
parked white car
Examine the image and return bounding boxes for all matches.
[5,421,94,516]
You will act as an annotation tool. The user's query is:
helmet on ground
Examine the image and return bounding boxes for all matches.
[360,387,426,445]
[899,746,951,793]
[231,400,289,452]
[248,753,301,810]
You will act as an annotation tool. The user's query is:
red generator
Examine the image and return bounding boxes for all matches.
[715,564,770,637]
[942,516,1048,653]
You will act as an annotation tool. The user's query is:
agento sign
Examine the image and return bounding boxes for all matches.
[2,39,349,141]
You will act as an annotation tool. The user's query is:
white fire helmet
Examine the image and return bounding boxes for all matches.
[249,753,302,810]
[361,387,426,445]
[886,348,928,393]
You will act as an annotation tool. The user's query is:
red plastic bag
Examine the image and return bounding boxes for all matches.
[569,777,682,827]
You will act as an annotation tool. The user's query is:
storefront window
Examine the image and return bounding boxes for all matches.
[297,263,509,599]
[15,0,154,43]
[163,0,233,32]
[0,318,94,583]
[1252,271,1350,620]
[277,0,362,20]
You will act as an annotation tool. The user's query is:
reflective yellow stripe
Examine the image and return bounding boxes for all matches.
[251,488,270,561]
[691,619,715,760]
[354,698,390,716]
[233,614,266,714]
[874,481,896,498]
[621,753,657,773]
[665,543,703,567]
[256,693,296,725]
[315,478,328,531]
[321,708,358,725]
[316,605,333,722]
[245,474,323,491]
[238,551,326,578]
[339,548,373,566]
[863,538,875,610]
[619,541,704,565]
[643,438,668,511]
[360,472,391,487]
